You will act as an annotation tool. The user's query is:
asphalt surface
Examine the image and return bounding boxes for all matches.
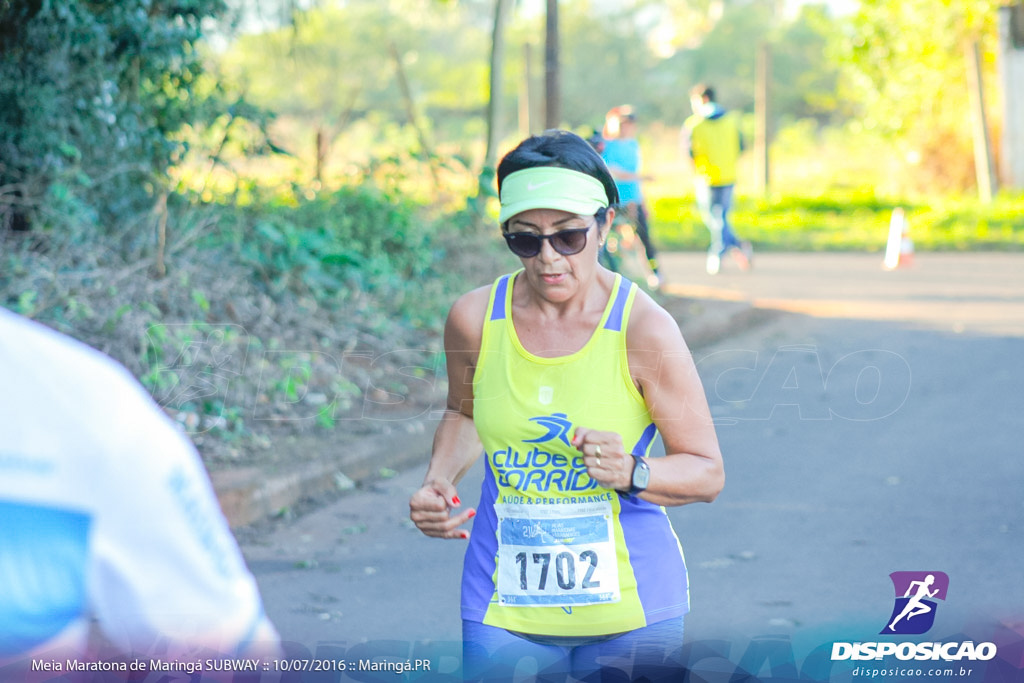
[659,251,1024,337]
[213,251,1024,529]
[236,251,1024,682]
[209,258,760,528]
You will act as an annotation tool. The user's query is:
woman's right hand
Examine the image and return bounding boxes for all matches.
[409,478,476,539]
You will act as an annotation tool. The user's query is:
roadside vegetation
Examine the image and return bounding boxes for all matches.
[654,192,1024,253]
[1,181,512,466]
[2,0,1021,468]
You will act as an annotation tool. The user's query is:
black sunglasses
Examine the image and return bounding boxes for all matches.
[503,225,592,258]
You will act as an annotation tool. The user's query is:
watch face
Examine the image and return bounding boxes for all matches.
[633,458,650,489]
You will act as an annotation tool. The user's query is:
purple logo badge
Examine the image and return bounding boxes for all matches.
[881,571,949,635]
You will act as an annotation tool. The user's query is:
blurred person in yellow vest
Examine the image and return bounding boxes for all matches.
[682,85,753,275]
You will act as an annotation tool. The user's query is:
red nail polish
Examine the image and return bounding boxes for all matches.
[468,510,476,519]
[461,531,469,539]
[452,496,461,506]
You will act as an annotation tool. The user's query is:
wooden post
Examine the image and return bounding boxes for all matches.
[544,0,560,130]
[966,40,996,202]
[754,42,772,195]
[153,191,168,280]
[314,127,326,185]
[998,4,1024,189]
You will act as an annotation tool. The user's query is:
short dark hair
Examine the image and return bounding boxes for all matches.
[691,84,716,102]
[496,129,619,209]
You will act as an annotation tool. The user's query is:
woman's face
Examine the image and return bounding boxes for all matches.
[504,207,612,302]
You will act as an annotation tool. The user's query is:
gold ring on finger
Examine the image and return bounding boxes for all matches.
[595,445,602,466]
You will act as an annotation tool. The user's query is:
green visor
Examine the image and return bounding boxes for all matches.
[498,167,609,224]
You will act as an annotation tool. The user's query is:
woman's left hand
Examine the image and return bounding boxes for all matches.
[572,426,632,492]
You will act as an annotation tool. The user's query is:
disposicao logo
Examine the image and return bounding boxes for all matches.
[830,571,998,663]
[881,571,949,635]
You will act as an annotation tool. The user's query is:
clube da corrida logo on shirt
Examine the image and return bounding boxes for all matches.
[490,413,600,494]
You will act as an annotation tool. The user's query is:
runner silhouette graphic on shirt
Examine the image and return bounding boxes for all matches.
[888,574,939,631]
[523,413,574,446]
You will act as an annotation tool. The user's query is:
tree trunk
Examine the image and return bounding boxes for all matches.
[474,0,513,226]
[390,42,441,193]
[544,0,560,130]
[966,40,996,202]
[518,42,534,140]
[754,42,772,195]
[483,0,513,175]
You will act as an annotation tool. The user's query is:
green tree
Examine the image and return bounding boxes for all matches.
[0,0,228,232]
[545,0,841,129]
[835,0,1001,191]
[771,4,843,126]
[218,0,490,181]
[555,1,663,127]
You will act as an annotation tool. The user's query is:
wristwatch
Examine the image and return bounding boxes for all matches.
[623,455,650,497]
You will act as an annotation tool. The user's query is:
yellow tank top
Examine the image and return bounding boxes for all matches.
[685,111,741,186]
[461,270,689,637]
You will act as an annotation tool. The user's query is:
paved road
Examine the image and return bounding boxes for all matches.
[242,253,1024,680]
[659,251,1024,338]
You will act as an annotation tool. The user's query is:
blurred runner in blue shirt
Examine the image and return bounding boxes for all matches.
[602,106,660,284]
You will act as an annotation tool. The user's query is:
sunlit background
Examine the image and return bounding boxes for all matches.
[1,0,1022,459]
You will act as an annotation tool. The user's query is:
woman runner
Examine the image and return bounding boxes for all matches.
[409,130,724,682]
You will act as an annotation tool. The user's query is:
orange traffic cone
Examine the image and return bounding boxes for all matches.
[884,207,914,269]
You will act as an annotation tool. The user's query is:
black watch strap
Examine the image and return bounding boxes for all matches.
[619,454,650,497]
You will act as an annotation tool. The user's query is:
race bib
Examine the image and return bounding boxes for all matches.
[494,501,620,607]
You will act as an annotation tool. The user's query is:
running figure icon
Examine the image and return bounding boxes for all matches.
[523,413,575,447]
[888,574,939,631]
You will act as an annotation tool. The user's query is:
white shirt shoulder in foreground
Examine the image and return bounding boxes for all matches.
[0,308,280,663]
